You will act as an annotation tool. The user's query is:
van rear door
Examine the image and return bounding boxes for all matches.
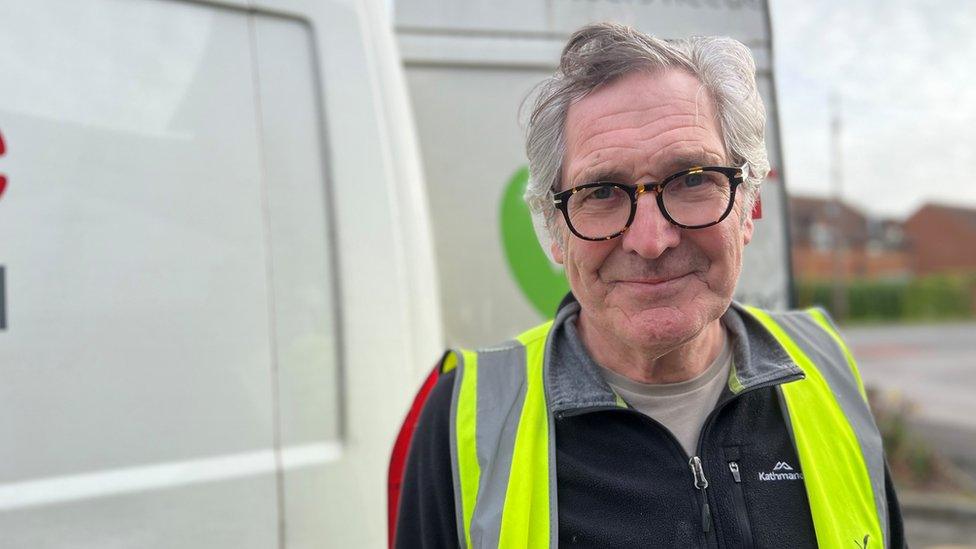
[0,0,442,546]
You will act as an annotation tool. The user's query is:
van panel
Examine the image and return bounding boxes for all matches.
[0,0,288,545]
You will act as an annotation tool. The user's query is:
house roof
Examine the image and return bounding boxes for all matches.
[789,195,870,247]
[906,203,976,234]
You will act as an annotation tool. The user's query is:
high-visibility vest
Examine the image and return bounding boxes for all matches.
[443,306,888,549]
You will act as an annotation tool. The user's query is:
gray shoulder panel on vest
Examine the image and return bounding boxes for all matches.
[470,343,527,548]
[772,310,889,546]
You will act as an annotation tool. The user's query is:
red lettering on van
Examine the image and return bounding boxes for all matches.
[0,127,6,200]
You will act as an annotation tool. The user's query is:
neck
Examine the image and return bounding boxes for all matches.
[577,314,726,385]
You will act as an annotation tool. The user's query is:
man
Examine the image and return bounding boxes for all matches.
[393,23,904,548]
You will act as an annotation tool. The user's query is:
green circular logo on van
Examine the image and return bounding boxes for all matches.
[500,166,569,318]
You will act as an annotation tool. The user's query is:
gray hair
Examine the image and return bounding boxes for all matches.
[524,22,769,258]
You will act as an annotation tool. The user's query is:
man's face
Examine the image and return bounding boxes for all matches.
[553,69,754,352]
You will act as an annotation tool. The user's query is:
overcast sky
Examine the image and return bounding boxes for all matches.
[770,0,976,219]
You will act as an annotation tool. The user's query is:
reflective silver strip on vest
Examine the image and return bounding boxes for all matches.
[469,343,527,547]
[775,312,889,547]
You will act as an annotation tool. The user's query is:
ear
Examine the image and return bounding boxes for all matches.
[742,214,755,246]
[551,239,565,264]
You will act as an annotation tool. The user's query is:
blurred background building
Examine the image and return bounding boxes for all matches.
[792,197,976,282]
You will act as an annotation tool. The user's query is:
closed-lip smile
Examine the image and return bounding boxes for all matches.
[616,272,692,285]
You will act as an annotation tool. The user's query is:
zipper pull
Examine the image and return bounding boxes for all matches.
[689,456,712,532]
[729,461,741,483]
[689,456,709,489]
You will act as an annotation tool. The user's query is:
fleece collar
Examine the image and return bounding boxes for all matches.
[543,296,803,416]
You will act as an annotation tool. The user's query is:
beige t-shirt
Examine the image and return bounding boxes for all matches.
[599,333,732,457]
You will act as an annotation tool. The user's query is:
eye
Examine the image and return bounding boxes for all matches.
[570,184,628,211]
[682,172,705,187]
[671,171,723,193]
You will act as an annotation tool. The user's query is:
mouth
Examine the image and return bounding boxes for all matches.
[617,272,693,284]
[613,272,694,294]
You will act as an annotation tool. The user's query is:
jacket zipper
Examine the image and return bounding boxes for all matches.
[729,461,741,482]
[689,455,712,535]
[726,457,755,548]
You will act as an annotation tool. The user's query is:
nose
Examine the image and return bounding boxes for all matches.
[619,193,681,258]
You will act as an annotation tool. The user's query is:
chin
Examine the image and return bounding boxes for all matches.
[616,305,703,349]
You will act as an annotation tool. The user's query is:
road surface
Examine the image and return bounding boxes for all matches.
[844,321,976,548]
[844,321,976,431]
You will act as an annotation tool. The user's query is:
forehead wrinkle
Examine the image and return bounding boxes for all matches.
[570,126,724,184]
[566,85,704,134]
[577,102,676,132]
[570,110,716,160]
[571,103,702,146]
[637,127,723,151]
[566,110,659,156]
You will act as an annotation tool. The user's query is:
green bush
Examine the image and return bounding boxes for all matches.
[795,273,976,322]
[903,274,974,319]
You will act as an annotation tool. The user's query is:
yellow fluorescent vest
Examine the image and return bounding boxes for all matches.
[443,306,888,548]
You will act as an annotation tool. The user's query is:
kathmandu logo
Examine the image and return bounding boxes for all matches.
[758,461,804,481]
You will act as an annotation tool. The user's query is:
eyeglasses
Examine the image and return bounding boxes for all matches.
[552,165,746,241]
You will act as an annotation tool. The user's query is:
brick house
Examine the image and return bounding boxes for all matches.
[902,203,976,275]
[789,196,911,281]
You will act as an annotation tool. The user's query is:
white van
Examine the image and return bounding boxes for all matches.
[0,0,791,547]
[0,0,441,547]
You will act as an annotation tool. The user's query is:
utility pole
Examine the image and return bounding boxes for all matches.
[829,92,848,320]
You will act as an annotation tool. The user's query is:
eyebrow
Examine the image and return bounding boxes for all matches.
[571,154,725,187]
[573,167,632,186]
[657,154,724,176]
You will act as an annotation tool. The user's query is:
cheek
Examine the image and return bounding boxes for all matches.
[697,228,744,281]
[564,241,616,284]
